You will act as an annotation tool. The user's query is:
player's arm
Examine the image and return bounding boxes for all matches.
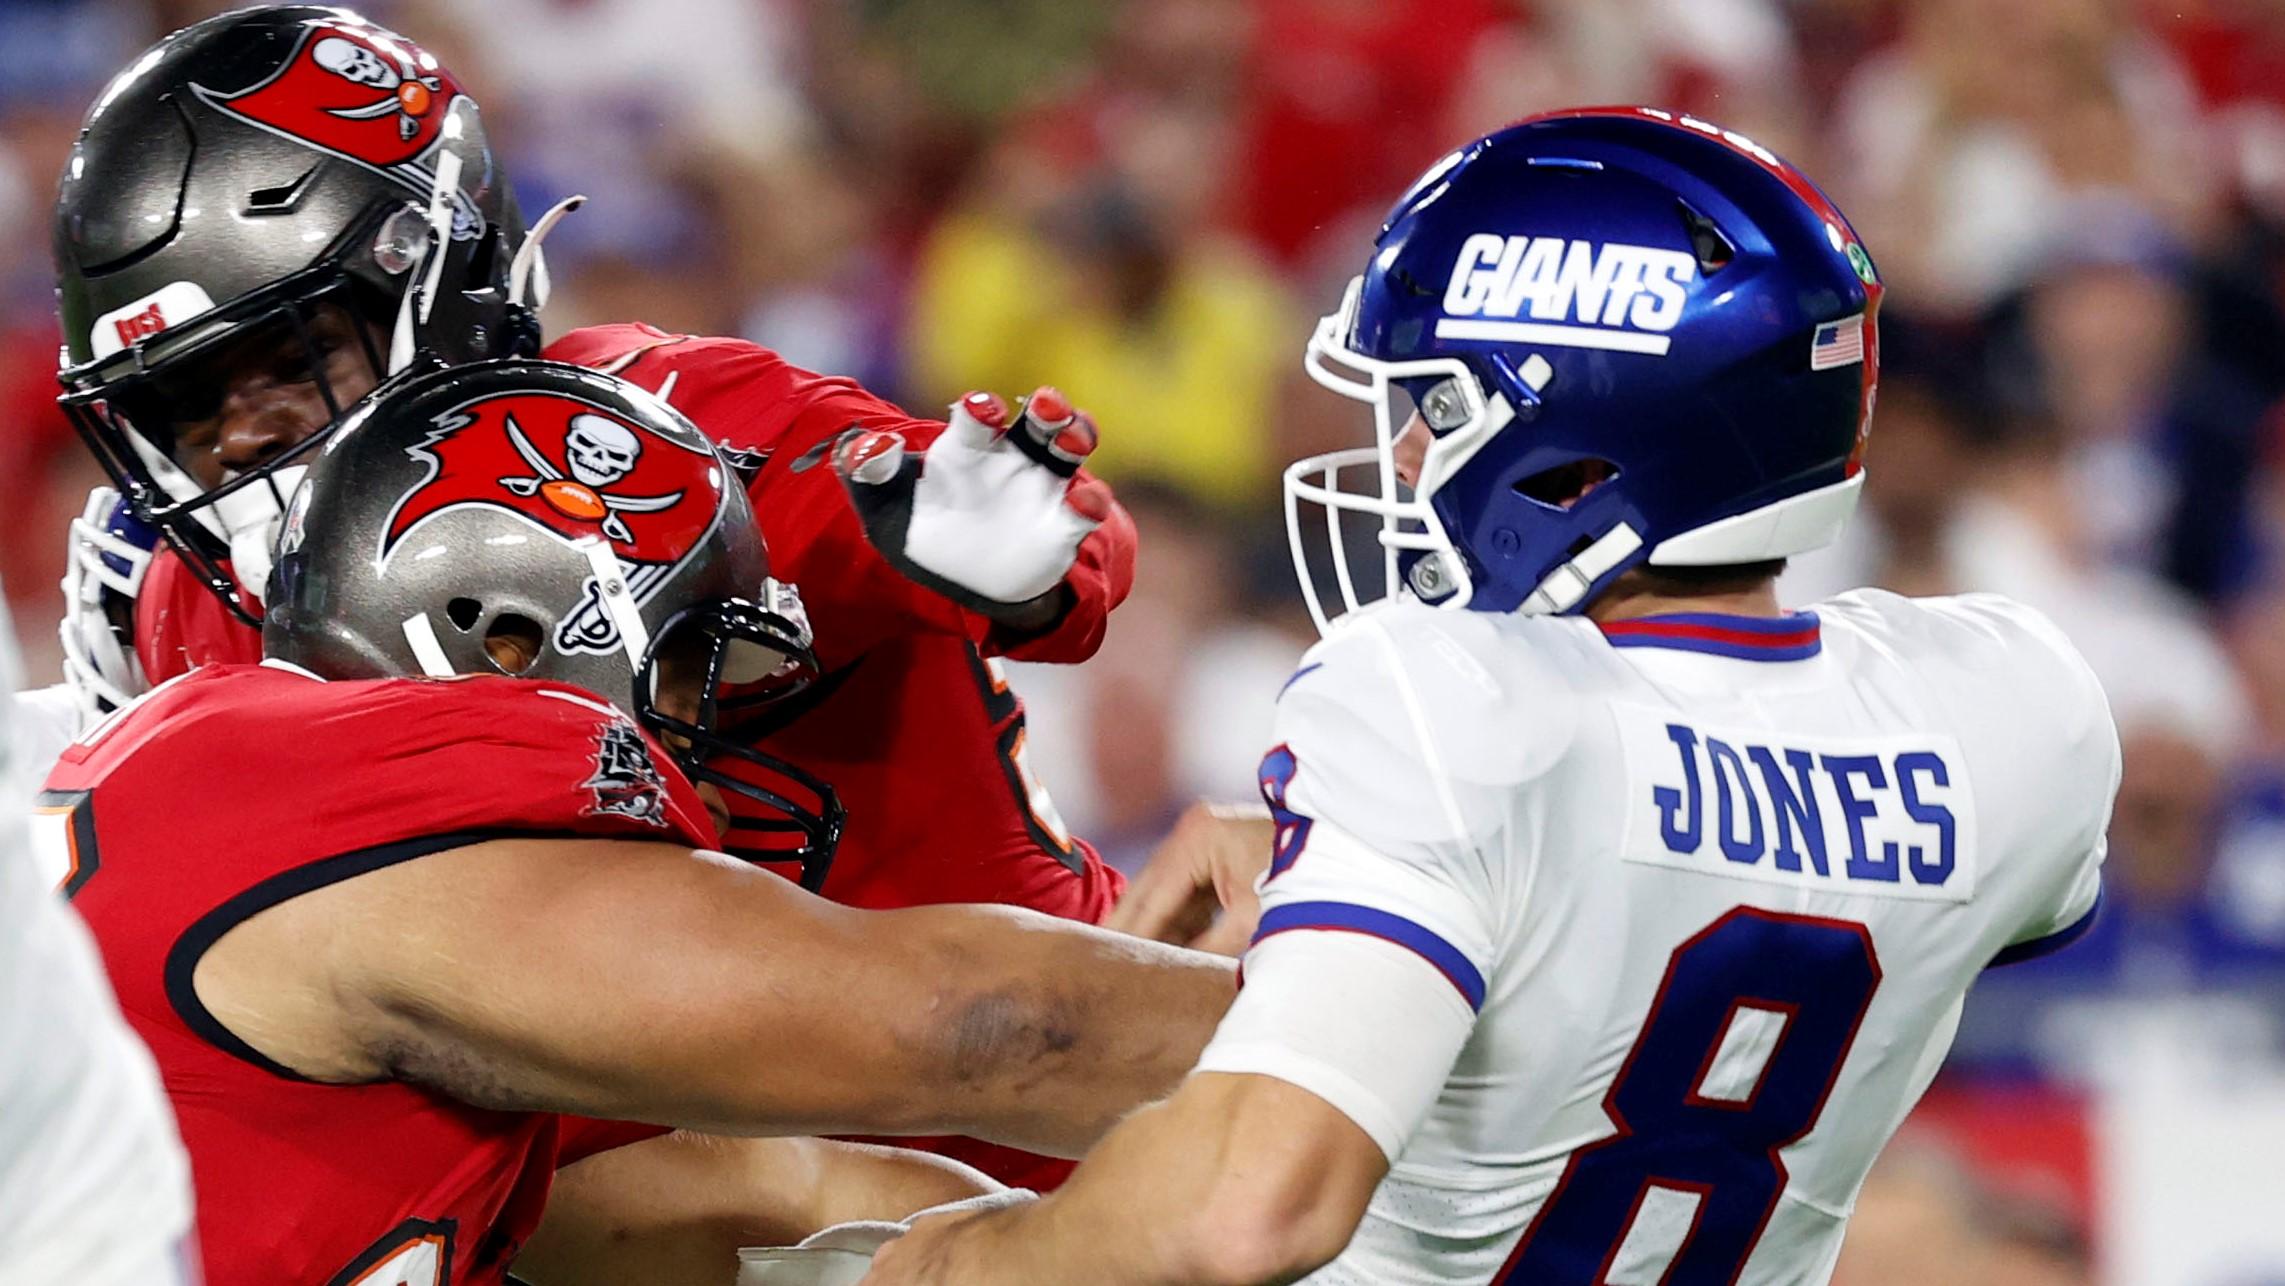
[1975,597,2122,968]
[864,632,1509,1284]
[862,1072,1384,1286]
[193,836,1235,1155]
[515,1133,998,1286]
[856,916,1483,1285]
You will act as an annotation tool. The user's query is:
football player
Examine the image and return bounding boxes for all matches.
[42,358,1235,1286]
[860,110,2120,1286]
[42,4,1256,1195]
[0,595,193,1286]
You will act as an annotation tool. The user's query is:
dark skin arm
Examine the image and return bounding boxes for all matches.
[194,838,1235,1154]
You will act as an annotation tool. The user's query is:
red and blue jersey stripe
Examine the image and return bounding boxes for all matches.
[1600,610,1821,662]
[1253,901,1488,1010]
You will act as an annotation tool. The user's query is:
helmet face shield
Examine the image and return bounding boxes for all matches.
[1287,276,1514,635]
[53,6,531,624]
[60,277,395,623]
[635,598,845,892]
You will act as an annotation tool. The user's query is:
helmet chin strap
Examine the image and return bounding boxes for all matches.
[576,535,653,680]
[400,611,457,678]
[1518,522,1644,615]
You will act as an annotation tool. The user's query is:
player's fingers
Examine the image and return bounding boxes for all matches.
[947,390,1012,450]
[1103,874,1215,945]
[1104,852,1218,946]
[1188,910,1256,959]
[1064,475,1112,523]
[833,429,908,485]
[1021,385,1074,434]
[1049,411,1098,461]
[1022,391,1100,473]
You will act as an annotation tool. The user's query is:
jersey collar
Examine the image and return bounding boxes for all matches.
[1598,610,1822,661]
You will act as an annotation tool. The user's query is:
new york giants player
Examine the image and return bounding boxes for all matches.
[0,593,193,1286]
[862,109,2120,1285]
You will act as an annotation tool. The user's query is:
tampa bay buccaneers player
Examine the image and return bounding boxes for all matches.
[43,357,1235,1286]
[45,5,1249,1193]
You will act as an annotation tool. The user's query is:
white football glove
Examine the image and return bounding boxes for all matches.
[58,487,155,726]
[835,388,1111,621]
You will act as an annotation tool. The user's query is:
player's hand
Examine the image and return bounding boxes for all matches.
[835,388,1113,625]
[1105,800,1275,957]
[856,1203,997,1285]
[59,486,156,726]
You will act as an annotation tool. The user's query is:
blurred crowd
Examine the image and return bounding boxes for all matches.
[9,0,2285,1276]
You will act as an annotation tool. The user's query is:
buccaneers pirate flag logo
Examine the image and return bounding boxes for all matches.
[380,391,730,656]
[191,16,480,229]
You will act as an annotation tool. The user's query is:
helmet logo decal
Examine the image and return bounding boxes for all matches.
[1438,234,1696,355]
[309,36,443,141]
[500,411,686,545]
[191,17,478,227]
[88,281,219,360]
[380,391,725,657]
[1809,314,1866,371]
[113,304,165,348]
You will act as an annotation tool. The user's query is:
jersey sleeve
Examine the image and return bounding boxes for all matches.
[1979,598,2120,965]
[7,686,82,811]
[1193,613,1511,1158]
[315,675,721,853]
[554,327,1133,669]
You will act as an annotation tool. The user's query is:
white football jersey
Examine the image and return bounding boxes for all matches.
[1196,589,2116,1285]
[0,612,195,1283]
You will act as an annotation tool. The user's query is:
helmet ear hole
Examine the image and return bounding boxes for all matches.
[482,612,544,676]
[1678,201,1735,272]
[445,596,483,631]
[245,163,320,215]
[1515,458,1618,510]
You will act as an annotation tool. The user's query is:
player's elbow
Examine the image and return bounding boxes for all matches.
[1177,1185,1360,1286]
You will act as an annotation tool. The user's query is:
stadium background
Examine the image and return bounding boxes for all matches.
[5,0,2284,1280]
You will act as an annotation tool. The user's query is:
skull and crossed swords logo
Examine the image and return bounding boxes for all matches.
[499,412,687,545]
[310,35,443,142]
[379,389,725,658]
[192,17,471,175]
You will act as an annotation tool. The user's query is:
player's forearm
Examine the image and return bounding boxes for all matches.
[545,899,1233,1151]
[947,1112,1248,1285]
[1042,1079,1369,1285]
[869,1080,1359,1285]
[867,903,1236,1156]
[349,841,1230,1146]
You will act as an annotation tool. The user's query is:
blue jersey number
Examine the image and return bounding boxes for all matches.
[1497,908,1882,1284]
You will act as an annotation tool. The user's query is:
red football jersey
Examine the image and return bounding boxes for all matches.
[541,326,1131,917]
[130,325,1135,1186]
[45,663,719,1285]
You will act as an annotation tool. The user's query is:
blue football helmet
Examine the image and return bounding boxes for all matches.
[1289,107,1882,633]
